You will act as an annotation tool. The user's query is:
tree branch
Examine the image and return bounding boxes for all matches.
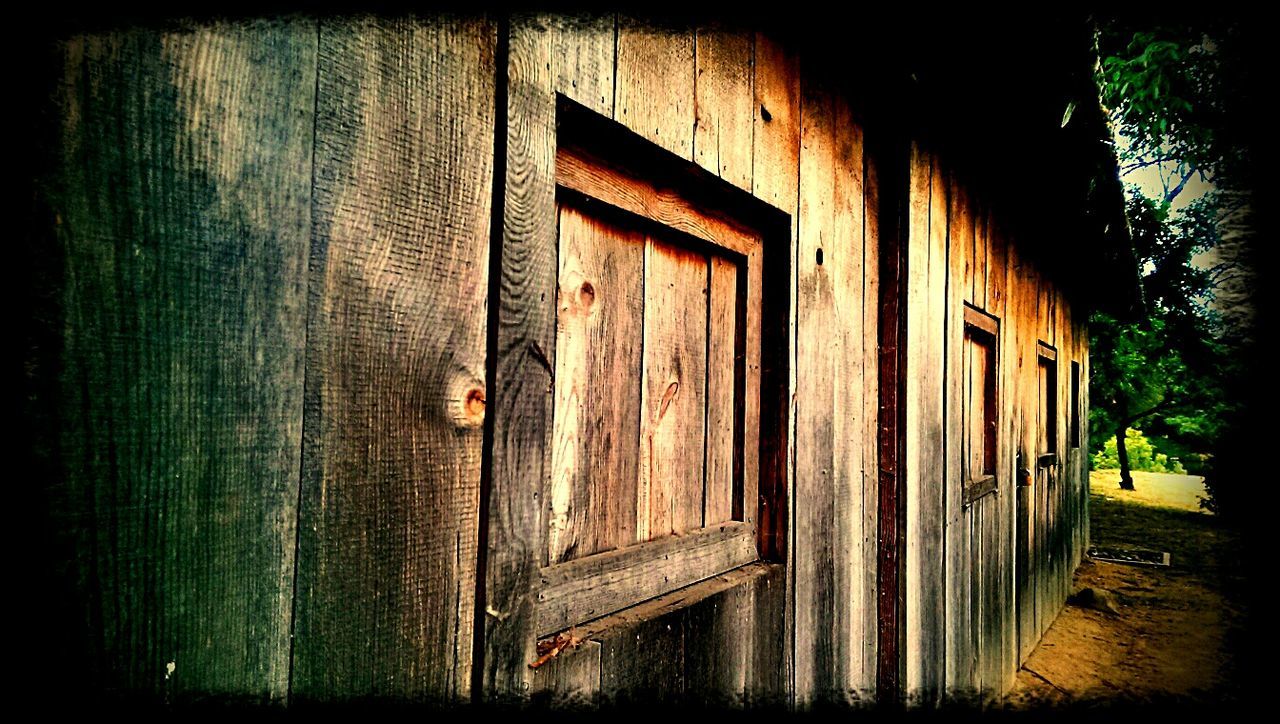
[1164,164,1199,205]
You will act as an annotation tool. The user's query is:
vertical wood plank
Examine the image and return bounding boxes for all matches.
[49,22,315,701]
[484,13,621,700]
[616,18,695,161]
[294,16,495,702]
[640,240,708,539]
[832,94,867,702]
[531,640,602,706]
[861,135,882,699]
[905,142,946,706]
[548,207,645,564]
[943,168,969,701]
[552,14,616,114]
[750,34,799,700]
[705,256,739,525]
[793,73,837,706]
[684,578,753,706]
[599,612,687,701]
[694,28,755,192]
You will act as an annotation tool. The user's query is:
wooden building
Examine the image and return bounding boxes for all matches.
[23,9,1137,709]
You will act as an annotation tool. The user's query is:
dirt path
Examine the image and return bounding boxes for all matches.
[1006,489,1249,708]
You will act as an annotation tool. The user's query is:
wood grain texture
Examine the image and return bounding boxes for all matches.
[944,168,971,700]
[705,256,739,525]
[694,28,754,192]
[904,144,946,706]
[640,239,709,539]
[49,22,315,701]
[750,32,799,573]
[832,94,869,703]
[793,74,838,706]
[536,522,756,636]
[548,205,644,564]
[556,146,761,255]
[531,639,602,707]
[861,136,882,697]
[616,18,695,161]
[293,16,494,702]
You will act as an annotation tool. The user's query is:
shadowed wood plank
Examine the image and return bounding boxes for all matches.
[640,239,709,539]
[616,19,695,161]
[750,32,798,570]
[294,16,494,702]
[548,205,645,564]
[794,73,837,705]
[694,28,754,192]
[531,639,602,706]
[49,21,315,701]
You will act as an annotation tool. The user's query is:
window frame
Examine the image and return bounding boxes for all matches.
[1036,341,1058,469]
[532,97,786,639]
[961,304,1000,507]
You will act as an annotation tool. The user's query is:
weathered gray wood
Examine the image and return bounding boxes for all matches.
[793,73,838,706]
[944,167,970,701]
[684,573,753,706]
[49,22,315,701]
[548,204,645,564]
[904,143,946,706]
[751,32,799,584]
[536,522,757,636]
[531,640,602,707]
[861,135,882,700]
[616,18,695,161]
[294,16,495,702]
[694,27,754,192]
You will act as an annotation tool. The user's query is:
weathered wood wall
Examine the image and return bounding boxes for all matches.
[904,142,1091,705]
[35,12,1090,709]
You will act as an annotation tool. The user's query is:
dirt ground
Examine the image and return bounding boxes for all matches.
[1005,479,1251,709]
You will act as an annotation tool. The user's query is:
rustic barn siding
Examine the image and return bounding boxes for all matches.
[903,140,1091,706]
[36,14,1094,709]
[44,21,316,702]
[291,16,496,703]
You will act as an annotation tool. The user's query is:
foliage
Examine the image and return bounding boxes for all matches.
[1092,428,1186,475]
[1089,15,1253,509]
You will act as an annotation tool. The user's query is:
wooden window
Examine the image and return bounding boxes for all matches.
[1070,360,1081,449]
[1037,342,1058,468]
[534,99,781,638]
[962,305,999,505]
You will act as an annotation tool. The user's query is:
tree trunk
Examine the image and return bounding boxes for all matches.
[1116,427,1135,490]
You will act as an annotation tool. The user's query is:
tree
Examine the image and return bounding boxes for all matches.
[1091,17,1252,500]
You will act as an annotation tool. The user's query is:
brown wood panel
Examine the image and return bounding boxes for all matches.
[616,19,695,161]
[48,23,315,700]
[640,239,709,539]
[706,256,739,525]
[694,28,754,192]
[684,574,753,706]
[548,205,645,564]
[556,146,761,256]
[294,16,495,701]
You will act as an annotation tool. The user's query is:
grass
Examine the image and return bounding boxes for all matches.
[1088,469,1211,513]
